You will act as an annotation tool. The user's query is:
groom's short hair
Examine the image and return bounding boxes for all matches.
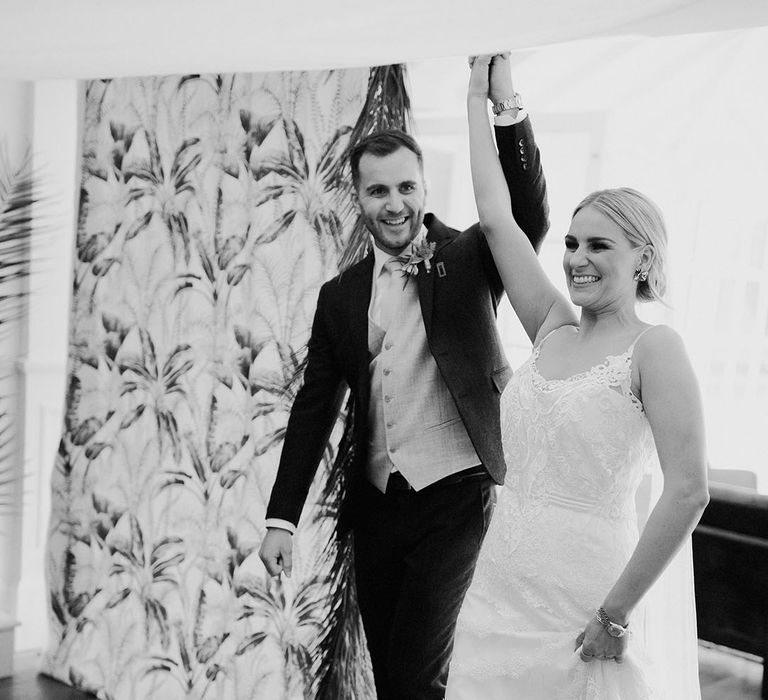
[350,130,423,191]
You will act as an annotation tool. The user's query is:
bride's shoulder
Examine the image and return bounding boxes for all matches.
[635,324,683,348]
[633,324,690,369]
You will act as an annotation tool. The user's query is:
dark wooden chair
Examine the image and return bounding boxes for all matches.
[693,483,768,699]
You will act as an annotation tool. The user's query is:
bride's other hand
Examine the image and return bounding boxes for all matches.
[576,618,627,663]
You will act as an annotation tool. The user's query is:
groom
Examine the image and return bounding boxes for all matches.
[260,55,549,699]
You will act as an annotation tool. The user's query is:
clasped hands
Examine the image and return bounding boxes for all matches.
[467,52,514,103]
[575,617,627,664]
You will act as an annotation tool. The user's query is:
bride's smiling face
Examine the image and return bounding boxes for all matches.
[563,206,644,312]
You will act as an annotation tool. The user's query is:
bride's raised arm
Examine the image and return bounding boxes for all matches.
[467,55,576,343]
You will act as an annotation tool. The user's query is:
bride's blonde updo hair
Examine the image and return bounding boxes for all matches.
[573,187,667,303]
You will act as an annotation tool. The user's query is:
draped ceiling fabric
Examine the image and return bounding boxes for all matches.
[2,0,768,80]
[43,67,408,699]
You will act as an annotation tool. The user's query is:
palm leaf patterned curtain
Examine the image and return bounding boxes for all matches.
[44,66,409,699]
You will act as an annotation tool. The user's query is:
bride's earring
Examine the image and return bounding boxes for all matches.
[633,268,648,282]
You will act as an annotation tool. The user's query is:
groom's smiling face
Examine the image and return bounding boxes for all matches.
[355,147,426,256]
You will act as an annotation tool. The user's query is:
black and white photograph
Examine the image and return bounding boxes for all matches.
[1,2,767,699]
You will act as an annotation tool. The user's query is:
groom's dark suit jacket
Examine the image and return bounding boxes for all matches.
[266,119,549,531]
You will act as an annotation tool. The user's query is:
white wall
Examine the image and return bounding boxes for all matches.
[0,79,34,666]
[0,80,79,653]
[15,80,79,652]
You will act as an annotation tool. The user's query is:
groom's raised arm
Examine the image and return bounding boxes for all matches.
[489,54,549,252]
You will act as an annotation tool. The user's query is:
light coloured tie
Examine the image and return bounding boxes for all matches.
[375,258,401,330]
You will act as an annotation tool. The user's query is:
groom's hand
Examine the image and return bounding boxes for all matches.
[489,52,515,105]
[259,527,293,578]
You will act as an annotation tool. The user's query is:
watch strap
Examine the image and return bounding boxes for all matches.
[491,93,523,115]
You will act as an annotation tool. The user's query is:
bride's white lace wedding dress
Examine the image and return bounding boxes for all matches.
[448,328,702,699]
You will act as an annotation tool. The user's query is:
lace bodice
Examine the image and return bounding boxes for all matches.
[502,337,656,523]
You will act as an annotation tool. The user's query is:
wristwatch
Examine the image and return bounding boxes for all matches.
[596,607,629,638]
[491,93,524,115]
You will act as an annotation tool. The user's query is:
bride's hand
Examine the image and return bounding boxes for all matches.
[575,618,628,664]
[467,54,493,101]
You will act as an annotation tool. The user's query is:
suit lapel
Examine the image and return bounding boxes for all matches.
[346,252,374,368]
[416,255,435,337]
[418,214,454,338]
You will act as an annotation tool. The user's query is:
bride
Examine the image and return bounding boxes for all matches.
[448,55,709,699]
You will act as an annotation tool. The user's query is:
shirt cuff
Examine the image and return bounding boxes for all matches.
[494,108,528,127]
[265,518,296,534]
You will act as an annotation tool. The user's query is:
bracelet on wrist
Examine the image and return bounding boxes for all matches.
[595,607,629,638]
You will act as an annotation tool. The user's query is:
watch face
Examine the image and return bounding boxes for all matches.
[607,623,625,638]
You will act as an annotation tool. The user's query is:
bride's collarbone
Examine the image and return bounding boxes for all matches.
[535,330,644,380]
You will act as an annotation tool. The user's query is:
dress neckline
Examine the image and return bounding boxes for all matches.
[530,325,654,385]
[530,345,635,385]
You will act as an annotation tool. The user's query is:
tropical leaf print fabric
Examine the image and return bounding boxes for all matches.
[43,67,407,699]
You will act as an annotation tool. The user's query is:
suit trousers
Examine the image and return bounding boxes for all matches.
[353,470,497,700]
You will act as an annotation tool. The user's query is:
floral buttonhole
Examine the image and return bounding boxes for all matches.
[396,238,436,288]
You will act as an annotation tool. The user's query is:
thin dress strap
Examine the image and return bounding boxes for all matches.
[621,325,658,412]
[626,325,656,357]
[534,324,576,353]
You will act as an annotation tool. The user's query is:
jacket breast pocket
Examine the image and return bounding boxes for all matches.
[490,366,513,393]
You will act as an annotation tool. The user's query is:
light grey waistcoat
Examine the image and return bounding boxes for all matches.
[365,275,480,492]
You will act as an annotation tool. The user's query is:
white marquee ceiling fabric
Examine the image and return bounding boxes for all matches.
[2,0,768,80]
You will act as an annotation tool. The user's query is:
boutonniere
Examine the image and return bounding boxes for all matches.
[396,238,437,286]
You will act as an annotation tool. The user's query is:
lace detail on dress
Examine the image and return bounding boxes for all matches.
[529,340,645,414]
